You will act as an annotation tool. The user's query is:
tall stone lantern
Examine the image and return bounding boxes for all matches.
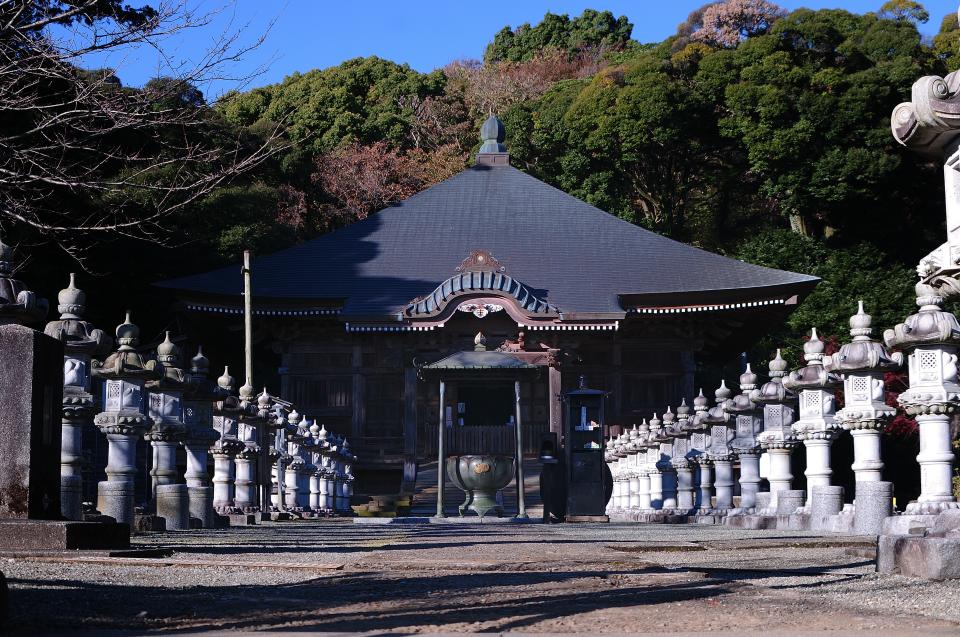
[657,408,679,511]
[44,274,109,520]
[726,365,764,512]
[181,347,223,528]
[884,289,960,514]
[634,420,653,512]
[233,386,266,512]
[704,381,735,513]
[211,367,245,513]
[145,332,188,528]
[822,303,901,489]
[91,313,159,525]
[785,329,843,511]
[671,399,696,513]
[647,413,664,509]
[752,350,799,513]
[690,389,713,512]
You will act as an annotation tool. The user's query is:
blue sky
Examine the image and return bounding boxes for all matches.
[76,1,960,98]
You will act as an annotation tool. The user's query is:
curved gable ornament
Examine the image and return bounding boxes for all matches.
[892,71,960,157]
[405,250,559,321]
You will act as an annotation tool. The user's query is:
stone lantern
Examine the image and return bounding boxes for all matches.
[883,290,960,515]
[315,424,335,513]
[752,350,799,513]
[704,381,735,513]
[232,386,266,512]
[145,332,189,529]
[690,389,713,512]
[634,419,653,513]
[609,431,627,512]
[657,408,678,511]
[181,347,224,528]
[294,416,315,512]
[785,329,843,512]
[211,367,245,513]
[671,399,696,514]
[725,365,764,513]
[340,438,356,513]
[283,409,304,511]
[822,303,902,491]
[44,274,109,520]
[91,312,159,525]
[647,413,665,509]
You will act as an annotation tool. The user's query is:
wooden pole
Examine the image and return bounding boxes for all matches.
[515,379,527,519]
[436,380,446,518]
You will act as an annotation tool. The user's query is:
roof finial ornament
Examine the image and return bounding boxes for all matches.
[477,115,509,165]
[474,331,488,351]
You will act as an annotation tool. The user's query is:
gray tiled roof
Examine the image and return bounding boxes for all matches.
[156,164,818,318]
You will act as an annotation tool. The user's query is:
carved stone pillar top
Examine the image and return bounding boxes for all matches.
[726,364,762,453]
[785,329,842,438]
[751,350,799,448]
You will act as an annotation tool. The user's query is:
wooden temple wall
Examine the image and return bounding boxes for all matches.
[273,315,696,468]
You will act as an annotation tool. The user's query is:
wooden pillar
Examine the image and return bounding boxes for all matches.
[402,366,418,492]
[548,363,562,436]
[351,345,363,442]
[436,380,446,518]
[514,379,527,519]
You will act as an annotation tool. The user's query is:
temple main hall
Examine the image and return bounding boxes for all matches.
[158,117,817,490]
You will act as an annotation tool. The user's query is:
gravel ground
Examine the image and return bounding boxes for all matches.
[2,521,958,635]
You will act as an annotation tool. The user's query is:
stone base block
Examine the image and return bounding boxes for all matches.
[565,515,609,523]
[694,514,723,524]
[881,514,940,536]
[188,486,215,529]
[877,535,960,579]
[60,475,82,521]
[721,513,811,531]
[133,514,166,533]
[156,484,190,531]
[97,480,134,526]
[0,520,129,550]
[270,512,295,521]
[812,512,855,533]
[228,513,258,526]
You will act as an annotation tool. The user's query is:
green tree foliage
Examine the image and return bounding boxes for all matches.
[484,9,633,63]
[218,57,445,155]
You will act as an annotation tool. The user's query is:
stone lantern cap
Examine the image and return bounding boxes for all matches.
[704,380,733,423]
[44,273,111,357]
[884,285,960,352]
[148,331,186,391]
[0,235,49,326]
[184,346,227,401]
[785,328,842,390]
[750,350,797,405]
[92,312,160,381]
[823,302,903,372]
[726,364,760,414]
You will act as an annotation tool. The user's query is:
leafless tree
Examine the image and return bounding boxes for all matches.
[0,0,288,262]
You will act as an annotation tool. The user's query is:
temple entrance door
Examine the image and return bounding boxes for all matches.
[457,383,514,427]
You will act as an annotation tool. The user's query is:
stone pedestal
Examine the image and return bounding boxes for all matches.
[648,471,663,510]
[156,484,190,531]
[907,412,960,514]
[234,452,257,510]
[850,425,884,483]
[765,447,794,510]
[712,458,734,511]
[854,480,893,535]
[737,451,761,511]
[675,463,695,512]
[0,519,129,550]
[661,469,678,511]
[697,462,713,512]
[284,464,300,510]
[802,434,836,510]
[211,446,239,512]
[0,325,64,519]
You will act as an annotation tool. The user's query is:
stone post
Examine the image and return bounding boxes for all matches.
[44,274,108,520]
[283,409,303,511]
[883,290,960,515]
[784,329,843,512]
[825,303,901,492]
[647,414,664,509]
[752,350,799,514]
[725,365,763,513]
[91,313,159,525]
[690,390,714,512]
[232,386,266,512]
